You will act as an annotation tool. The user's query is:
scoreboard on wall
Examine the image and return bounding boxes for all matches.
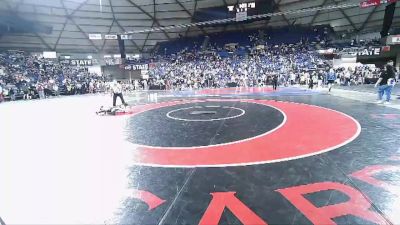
[192,0,274,25]
[227,2,256,21]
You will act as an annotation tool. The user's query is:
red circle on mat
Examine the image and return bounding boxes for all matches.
[127,99,361,167]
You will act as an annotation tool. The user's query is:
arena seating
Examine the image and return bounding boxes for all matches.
[157,26,332,56]
[0,26,386,102]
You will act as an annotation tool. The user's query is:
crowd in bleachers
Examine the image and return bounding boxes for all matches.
[0,26,395,103]
[149,41,329,90]
[333,66,382,86]
[147,27,391,90]
[148,37,389,90]
[0,51,107,102]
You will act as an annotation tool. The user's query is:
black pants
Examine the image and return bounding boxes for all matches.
[113,93,126,106]
[272,82,278,90]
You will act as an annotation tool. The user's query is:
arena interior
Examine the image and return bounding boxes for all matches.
[1,0,400,224]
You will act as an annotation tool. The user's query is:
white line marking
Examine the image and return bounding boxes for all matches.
[166,106,246,122]
[132,101,286,150]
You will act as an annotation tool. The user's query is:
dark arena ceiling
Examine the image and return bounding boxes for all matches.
[0,0,399,53]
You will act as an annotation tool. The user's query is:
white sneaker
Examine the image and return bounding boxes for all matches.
[376,100,384,104]
[383,101,392,105]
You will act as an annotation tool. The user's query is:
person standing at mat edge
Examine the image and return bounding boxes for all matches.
[272,75,278,90]
[112,80,127,107]
[326,68,336,92]
[375,61,396,105]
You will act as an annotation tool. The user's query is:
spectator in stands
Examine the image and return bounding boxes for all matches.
[326,69,336,92]
[308,74,314,89]
[9,87,15,101]
[344,68,352,86]
[22,84,30,100]
[375,62,396,104]
[0,84,3,103]
[272,75,278,90]
[53,83,59,96]
[37,82,45,99]
[317,70,324,88]
[386,60,397,81]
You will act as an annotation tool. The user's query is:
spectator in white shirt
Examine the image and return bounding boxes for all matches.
[111,80,127,107]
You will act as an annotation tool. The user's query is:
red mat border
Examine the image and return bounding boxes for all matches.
[126,99,361,167]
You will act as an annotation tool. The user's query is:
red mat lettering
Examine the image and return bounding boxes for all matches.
[199,192,268,225]
[276,182,389,225]
[350,165,400,192]
[131,190,166,211]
